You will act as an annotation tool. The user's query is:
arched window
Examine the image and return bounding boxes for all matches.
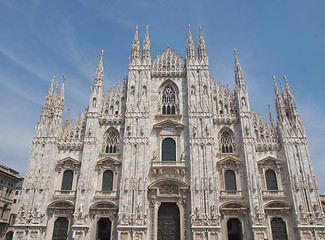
[1,204,8,219]
[104,129,119,153]
[52,217,69,240]
[225,170,237,191]
[271,218,288,240]
[61,170,73,191]
[162,138,176,161]
[162,84,176,115]
[265,169,278,190]
[220,131,234,153]
[102,170,114,191]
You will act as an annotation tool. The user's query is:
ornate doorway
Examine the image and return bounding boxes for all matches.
[52,217,69,240]
[227,218,243,240]
[158,203,180,240]
[97,218,112,240]
[271,218,288,240]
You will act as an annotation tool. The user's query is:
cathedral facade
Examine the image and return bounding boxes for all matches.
[12,25,325,240]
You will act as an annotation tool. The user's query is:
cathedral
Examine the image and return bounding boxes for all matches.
[11,25,325,240]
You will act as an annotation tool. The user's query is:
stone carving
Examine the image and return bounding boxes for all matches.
[160,184,179,194]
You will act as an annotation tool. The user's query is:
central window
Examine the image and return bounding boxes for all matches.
[162,138,176,161]
[162,84,176,115]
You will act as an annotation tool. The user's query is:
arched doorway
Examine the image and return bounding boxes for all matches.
[5,231,13,240]
[158,202,180,240]
[97,218,112,240]
[227,218,243,240]
[271,218,288,240]
[52,217,69,240]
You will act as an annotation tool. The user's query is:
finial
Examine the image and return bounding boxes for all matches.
[101,49,104,56]
[284,75,288,84]
[63,75,66,83]
[234,49,239,65]
[135,25,138,39]
[66,104,70,121]
[52,76,55,84]
[145,25,149,39]
[188,24,191,30]
[272,75,276,84]
[199,24,202,31]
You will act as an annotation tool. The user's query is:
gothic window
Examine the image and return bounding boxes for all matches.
[102,170,114,191]
[162,84,176,115]
[225,170,237,191]
[61,170,73,191]
[271,218,288,240]
[104,129,119,153]
[265,169,278,190]
[52,217,69,240]
[220,131,234,153]
[162,138,176,161]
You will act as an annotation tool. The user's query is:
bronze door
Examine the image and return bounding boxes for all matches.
[52,217,68,240]
[158,203,180,240]
[271,218,288,240]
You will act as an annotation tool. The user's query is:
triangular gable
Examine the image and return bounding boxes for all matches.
[258,156,281,165]
[153,119,184,130]
[57,157,80,165]
[97,156,121,166]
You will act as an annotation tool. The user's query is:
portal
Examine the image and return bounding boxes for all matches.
[97,218,112,240]
[227,218,243,240]
[158,202,180,240]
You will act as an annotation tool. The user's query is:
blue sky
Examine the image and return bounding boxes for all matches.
[0,1,325,191]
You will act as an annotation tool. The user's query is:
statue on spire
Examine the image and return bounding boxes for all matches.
[142,25,151,62]
[187,24,195,60]
[131,25,140,60]
[234,49,244,86]
[94,50,104,87]
[198,24,206,60]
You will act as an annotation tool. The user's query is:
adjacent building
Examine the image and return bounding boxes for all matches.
[0,165,23,240]
[12,25,325,239]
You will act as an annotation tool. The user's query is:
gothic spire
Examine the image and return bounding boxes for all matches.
[284,75,292,95]
[268,104,275,127]
[284,75,299,119]
[142,25,151,61]
[234,49,244,86]
[94,50,104,87]
[273,75,286,121]
[63,104,70,130]
[53,81,58,96]
[198,24,206,60]
[187,24,195,60]
[48,76,55,95]
[131,25,140,60]
[59,75,65,99]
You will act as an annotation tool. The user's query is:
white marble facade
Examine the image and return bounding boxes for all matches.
[12,25,325,240]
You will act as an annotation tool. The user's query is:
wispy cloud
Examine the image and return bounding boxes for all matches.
[0,45,50,82]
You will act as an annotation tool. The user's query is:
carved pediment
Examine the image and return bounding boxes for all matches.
[148,178,188,191]
[258,156,281,165]
[96,156,121,172]
[48,200,75,210]
[153,119,184,129]
[153,119,184,136]
[57,157,80,172]
[220,201,248,211]
[90,201,118,210]
[217,156,240,171]
[264,200,290,210]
